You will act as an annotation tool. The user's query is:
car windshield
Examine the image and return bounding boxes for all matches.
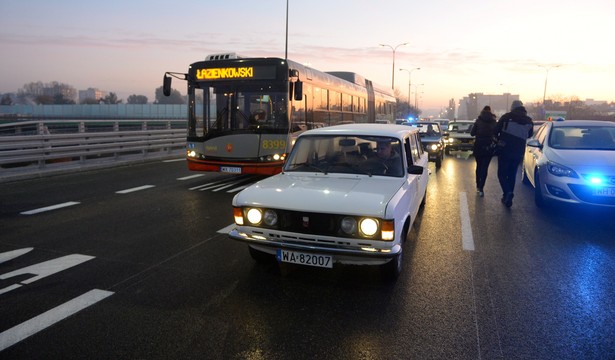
[549,126,615,150]
[448,122,473,133]
[284,135,404,177]
[407,123,441,137]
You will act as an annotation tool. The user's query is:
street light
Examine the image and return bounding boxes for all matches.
[413,83,424,109]
[399,67,420,108]
[380,42,408,90]
[540,64,561,106]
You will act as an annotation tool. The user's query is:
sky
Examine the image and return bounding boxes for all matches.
[1,0,614,116]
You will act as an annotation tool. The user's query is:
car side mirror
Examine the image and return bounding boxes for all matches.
[527,139,541,148]
[408,165,424,175]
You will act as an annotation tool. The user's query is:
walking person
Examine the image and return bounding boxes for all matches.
[471,106,497,197]
[494,100,534,207]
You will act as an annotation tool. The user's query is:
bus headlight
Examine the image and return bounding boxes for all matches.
[187,150,197,157]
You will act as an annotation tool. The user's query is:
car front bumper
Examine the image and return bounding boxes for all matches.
[229,228,402,265]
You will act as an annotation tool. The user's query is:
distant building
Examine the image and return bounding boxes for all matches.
[79,88,107,103]
[457,92,520,119]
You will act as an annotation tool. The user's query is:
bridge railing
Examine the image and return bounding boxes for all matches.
[0,119,187,182]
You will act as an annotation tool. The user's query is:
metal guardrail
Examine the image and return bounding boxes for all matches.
[0,119,187,183]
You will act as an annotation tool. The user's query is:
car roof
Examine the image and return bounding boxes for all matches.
[299,123,418,140]
[550,120,615,128]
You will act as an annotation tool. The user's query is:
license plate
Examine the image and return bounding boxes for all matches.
[592,186,615,197]
[220,166,241,174]
[276,250,333,268]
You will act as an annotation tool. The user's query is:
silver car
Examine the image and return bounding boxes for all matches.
[522,120,615,208]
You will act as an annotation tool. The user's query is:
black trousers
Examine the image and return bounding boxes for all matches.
[497,154,522,196]
[474,155,492,190]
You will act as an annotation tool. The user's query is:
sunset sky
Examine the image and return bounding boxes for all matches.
[1,0,613,116]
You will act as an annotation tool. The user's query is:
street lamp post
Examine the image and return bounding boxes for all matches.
[399,67,420,108]
[413,83,424,109]
[540,65,561,105]
[540,64,561,120]
[380,43,408,90]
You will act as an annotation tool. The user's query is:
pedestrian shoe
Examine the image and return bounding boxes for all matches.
[477,189,484,197]
[502,193,513,207]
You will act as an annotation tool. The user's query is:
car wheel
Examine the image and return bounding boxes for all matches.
[521,164,531,185]
[381,251,402,281]
[248,245,274,263]
[534,172,546,208]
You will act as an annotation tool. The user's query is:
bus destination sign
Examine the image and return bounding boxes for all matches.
[194,66,276,81]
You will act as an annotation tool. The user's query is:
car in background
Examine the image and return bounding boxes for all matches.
[403,121,444,167]
[444,120,474,154]
[522,120,615,208]
[229,124,429,280]
[432,119,450,135]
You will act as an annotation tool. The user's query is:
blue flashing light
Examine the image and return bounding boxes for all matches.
[583,174,605,185]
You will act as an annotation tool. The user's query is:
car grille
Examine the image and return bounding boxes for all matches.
[264,209,353,238]
[568,184,615,205]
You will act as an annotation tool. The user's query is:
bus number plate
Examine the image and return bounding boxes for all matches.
[220,166,241,174]
[276,250,333,268]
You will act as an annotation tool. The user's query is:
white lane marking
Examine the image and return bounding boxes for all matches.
[177,174,205,181]
[0,254,95,285]
[0,248,33,264]
[189,180,224,191]
[0,289,114,351]
[162,158,186,163]
[459,192,475,251]
[0,284,22,296]
[115,185,155,194]
[20,202,80,215]
[217,224,236,234]
[227,184,251,193]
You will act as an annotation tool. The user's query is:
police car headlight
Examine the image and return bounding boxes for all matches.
[359,218,379,237]
[340,217,357,235]
[246,208,262,225]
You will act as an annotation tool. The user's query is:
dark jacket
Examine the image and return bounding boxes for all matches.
[494,106,533,160]
[471,110,497,157]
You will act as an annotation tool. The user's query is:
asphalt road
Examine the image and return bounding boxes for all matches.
[1,154,614,359]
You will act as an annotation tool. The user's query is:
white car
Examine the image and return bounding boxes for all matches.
[444,120,474,154]
[522,120,615,208]
[229,124,429,280]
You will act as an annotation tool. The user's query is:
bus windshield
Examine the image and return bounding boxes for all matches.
[192,84,289,138]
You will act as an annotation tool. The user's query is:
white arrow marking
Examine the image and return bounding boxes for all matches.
[0,289,114,351]
[0,254,95,285]
[0,248,33,264]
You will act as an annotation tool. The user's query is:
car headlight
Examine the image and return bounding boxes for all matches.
[246,208,262,224]
[547,161,578,178]
[430,144,439,151]
[359,218,378,236]
[263,209,278,226]
[340,217,357,235]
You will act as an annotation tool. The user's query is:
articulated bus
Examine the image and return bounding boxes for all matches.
[163,53,396,175]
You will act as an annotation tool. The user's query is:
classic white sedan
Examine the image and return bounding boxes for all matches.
[522,119,615,208]
[229,124,429,280]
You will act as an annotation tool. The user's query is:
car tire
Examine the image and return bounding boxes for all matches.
[381,251,402,281]
[248,245,275,263]
[534,172,546,208]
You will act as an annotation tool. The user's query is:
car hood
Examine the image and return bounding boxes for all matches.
[420,136,442,142]
[547,148,615,172]
[233,172,404,217]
